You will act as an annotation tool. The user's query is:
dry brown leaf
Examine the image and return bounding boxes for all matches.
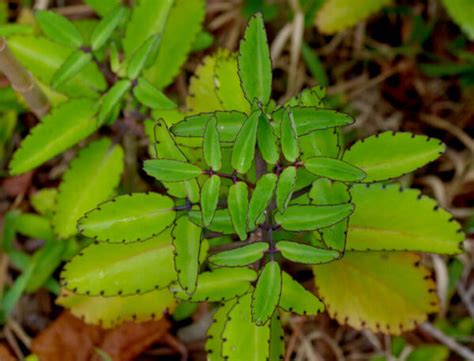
[31,312,170,361]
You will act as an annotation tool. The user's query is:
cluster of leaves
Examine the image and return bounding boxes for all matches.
[52,14,464,360]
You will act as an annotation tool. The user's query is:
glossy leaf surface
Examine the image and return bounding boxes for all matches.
[78,193,175,243]
[144,159,202,182]
[304,157,366,182]
[208,242,269,267]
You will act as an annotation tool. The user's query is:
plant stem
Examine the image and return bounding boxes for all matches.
[0,37,50,118]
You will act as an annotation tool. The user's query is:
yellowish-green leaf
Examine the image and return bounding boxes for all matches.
[304,157,366,182]
[201,175,221,227]
[441,0,474,40]
[314,252,439,334]
[206,301,236,361]
[252,261,281,325]
[276,166,296,213]
[78,192,175,243]
[133,78,176,110]
[203,116,222,171]
[209,242,269,267]
[36,10,83,48]
[61,231,175,296]
[144,159,202,182]
[276,241,339,264]
[9,99,98,175]
[97,79,131,125]
[90,6,127,51]
[257,113,279,164]
[269,312,285,361]
[248,173,277,229]
[51,50,92,89]
[228,182,249,240]
[127,34,161,79]
[57,288,176,328]
[189,209,235,234]
[280,109,299,162]
[346,183,464,254]
[53,138,123,239]
[280,271,325,315]
[231,110,260,173]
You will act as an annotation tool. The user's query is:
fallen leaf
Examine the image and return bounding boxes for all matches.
[31,312,170,361]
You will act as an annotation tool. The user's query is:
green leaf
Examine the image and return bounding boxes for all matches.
[206,301,236,361]
[315,0,391,34]
[310,179,350,251]
[222,293,270,361]
[252,261,281,325]
[238,13,272,105]
[300,128,340,159]
[203,116,222,171]
[280,109,299,162]
[304,157,366,182]
[171,111,247,142]
[171,267,257,302]
[277,241,339,264]
[133,78,176,110]
[51,50,93,89]
[53,139,123,239]
[201,175,221,227]
[343,132,445,182]
[127,35,161,79]
[275,204,354,231]
[61,230,176,296]
[9,99,98,175]
[346,184,464,254]
[208,242,269,267]
[257,113,279,164]
[172,216,202,295]
[123,0,172,60]
[30,188,58,216]
[36,10,83,48]
[8,35,106,97]
[269,312,285,361]
[97,80,131,125]
[152,119,200,202]
[90,6,127,51]
[276,166,296,213]
[145,0,205,88]
[78,192,175,243]
[314,252,439,334]
[57,288,176,327]
[144,159,202,182]
[231,110,260,173]
[248,173,277,229]
[272,107,354,135]
[214,50,250,113]
[84,0,121,16]
[407,345,449,361]
[228,182,249,240]
[280,271,325,315]
[188,209,235,234]
[440,0,474,40]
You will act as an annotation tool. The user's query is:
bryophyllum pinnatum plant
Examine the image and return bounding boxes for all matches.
[57,13,464,360]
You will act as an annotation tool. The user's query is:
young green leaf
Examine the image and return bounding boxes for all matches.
[152,119,200,202]
[144,0,205,88]
[201,175,221,227]
[144,159,202,182]
[314,252,439,334]
[14,213,54,242]
[171,111,247,142]
[231,110,260,173]
[275,204,354,231]
[222,293,270,361]
[203,116,222,171]
[276,166,297,213]
[280,271,325,315]
[133,78,176,110]
[206,301,236,361]
[30,188,58,216]
[280,109,299,162]
[53,138,123,239]
[208,242,269,267]
[173,216,202,295]
[127,35,161,79]
[51,50,93,89]
[228,182,249,240]
[57,288,176,327]
[252,261,281,325]
[276,241,339,264]
[303,157,366,182]
[248,173,277,229]
[90,6,127,51]
[171,267,257,302]
[272,107,354,135]
[342,132,445,182]
[238,13,272,105]
[78,192,175,242]
[97,79,131,125]
[257,113,279,164]
[346,184,464,254]
[189,209,235,234]
[61,231,175,296]
[269,312,285,361]
[36,10,83,48]
[9,99,98,175]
